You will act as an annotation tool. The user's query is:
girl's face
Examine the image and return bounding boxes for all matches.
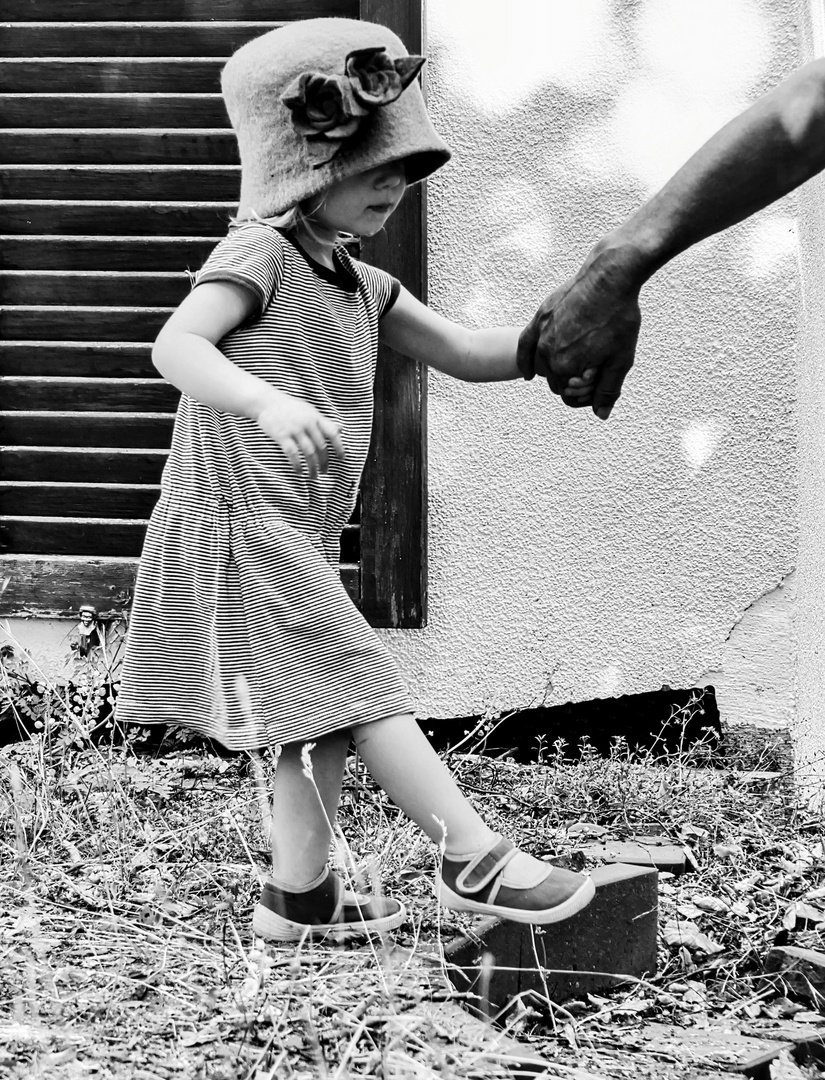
[308,160,407,238]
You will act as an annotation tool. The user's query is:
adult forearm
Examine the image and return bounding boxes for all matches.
[602,58,825,286]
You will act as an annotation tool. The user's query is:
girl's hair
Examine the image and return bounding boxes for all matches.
[232,198,357,246]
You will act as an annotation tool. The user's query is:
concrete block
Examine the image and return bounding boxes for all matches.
[444,864,658,1018]
[577,839,687,874]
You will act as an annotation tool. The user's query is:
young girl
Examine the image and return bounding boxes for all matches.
[116,17,595,941]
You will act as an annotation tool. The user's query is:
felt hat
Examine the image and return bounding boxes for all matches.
[221,18,452,220]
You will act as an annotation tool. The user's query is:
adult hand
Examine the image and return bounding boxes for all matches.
[516,242,644,419]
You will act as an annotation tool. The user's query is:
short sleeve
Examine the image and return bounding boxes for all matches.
[347,257,401,319]
[193,222,285,314]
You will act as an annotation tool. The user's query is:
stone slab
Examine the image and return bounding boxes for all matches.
[418,1001,596,1078]
[763,946,825,1005]
[444,863,658,1018]
[577,839,687,874]
[626,1022,825,1078]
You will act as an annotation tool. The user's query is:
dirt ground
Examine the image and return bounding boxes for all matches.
[2,718,825,1078]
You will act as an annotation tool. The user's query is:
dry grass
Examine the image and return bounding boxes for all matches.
[2,638,825,1078]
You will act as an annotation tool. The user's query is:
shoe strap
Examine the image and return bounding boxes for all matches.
[454,836,517,895]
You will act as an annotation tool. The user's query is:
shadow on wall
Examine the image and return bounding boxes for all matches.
[420,685,720,763]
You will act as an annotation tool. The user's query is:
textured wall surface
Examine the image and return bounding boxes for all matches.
[795,0,825,792]
[378,0,804,724]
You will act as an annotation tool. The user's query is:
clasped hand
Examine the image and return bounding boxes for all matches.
[516,242,644,420]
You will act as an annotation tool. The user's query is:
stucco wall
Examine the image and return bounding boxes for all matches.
[378,0,805,726]
[795,0,825,793]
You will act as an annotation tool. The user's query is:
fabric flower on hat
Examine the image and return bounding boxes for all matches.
[346,46,425,107]
[282,73,367,141]
[281,46,426,168]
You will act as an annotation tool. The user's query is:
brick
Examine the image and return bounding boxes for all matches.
[763,947,825,1005]
[444,864,658,1018]
[577,839,687,874]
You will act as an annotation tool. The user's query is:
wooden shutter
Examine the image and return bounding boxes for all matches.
[0,0,427,628]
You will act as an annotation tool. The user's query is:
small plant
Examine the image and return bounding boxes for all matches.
[0,618,127,752]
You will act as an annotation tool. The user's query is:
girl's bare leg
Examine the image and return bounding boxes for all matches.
[352,713,496,854]
[269,728,350,886]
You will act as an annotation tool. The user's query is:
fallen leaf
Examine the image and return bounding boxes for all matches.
[682,846,700,872]
[41,1049,77,1066]
[692,894,729,913]
[181,1028,219,1047]
[782,903,801,931]
[681,986,708,1008]
[663,920,725,955]
[793,902,825,925]
[567,822,608,838]
[62,840,82,865]
[733,875,761,894]
[677,902,704,919]
[678,823,709,839]
[713,842,744,858]
[398,869,427,883]
[612,998,652,1015]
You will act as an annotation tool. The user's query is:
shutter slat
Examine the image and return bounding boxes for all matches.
[1,516,150,556]
[1,23,279,58]
[0,60,224,92]
[1,202,233,235]
[2,94,230,128]
[0,482,161,518]
[1,376,179,411]
[1,236,217,270]
[0,343,155,377]
[0,131,238,163]
[4,1,356,20]
[0,518,360,561]
[0,165,241,200]
[1,307,172,340]
[0,555,359,618]
[0,271,190,306]
[0,412,175,447]
[0,447,167,482]
[1,517,359,561]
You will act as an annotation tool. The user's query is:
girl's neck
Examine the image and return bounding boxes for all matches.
[293,222,337,270]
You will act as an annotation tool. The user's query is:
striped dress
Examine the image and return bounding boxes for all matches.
[115,223,414,750]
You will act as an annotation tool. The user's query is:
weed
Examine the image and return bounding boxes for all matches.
[1,635,824,1077]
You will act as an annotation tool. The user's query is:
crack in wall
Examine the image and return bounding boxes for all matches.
[702,569,797,732]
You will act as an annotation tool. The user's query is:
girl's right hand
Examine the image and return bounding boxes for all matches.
[255,392,346,479]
